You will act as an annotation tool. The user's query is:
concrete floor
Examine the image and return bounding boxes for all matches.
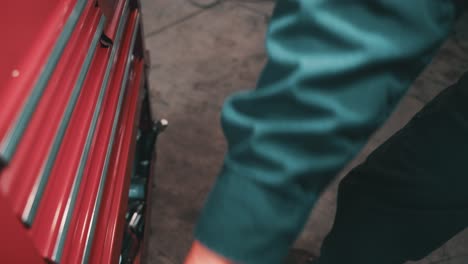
[140,1,468,263]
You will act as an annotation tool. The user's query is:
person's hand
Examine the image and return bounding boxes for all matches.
[184,241,233,264]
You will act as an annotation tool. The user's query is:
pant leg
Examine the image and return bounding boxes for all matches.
[316,71,468,264]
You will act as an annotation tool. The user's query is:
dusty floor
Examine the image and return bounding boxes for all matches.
[140,1,468,263]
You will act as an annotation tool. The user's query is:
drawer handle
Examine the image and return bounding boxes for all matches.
[21,15,108,227]
[51,2,130,262]
[82,11,140,264]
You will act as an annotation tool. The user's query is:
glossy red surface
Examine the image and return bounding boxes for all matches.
[0,1,101,222]
[0,194,43,263]
[104,0,127,41]
[30,38,112,260]
[89,59,144,264]
[61,10,140,263]
[0,1,150,263]
[98,0,119,18]
[0,0,77,156]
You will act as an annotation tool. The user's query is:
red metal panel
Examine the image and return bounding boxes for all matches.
[0,1,151,263]
[0,0,74,136]
[0,194,43,264]
[0,0,86,163]
[89,59,144,264]
[103,0,127,42]
[30,4,130,262]
[30,34,113,261]
[60,10,140,264]
[0,1,102,224]
[98,0,119,18]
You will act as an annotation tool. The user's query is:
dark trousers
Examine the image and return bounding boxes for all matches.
[316,72,468,264]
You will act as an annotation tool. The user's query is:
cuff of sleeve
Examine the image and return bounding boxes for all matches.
[194,166,304,264]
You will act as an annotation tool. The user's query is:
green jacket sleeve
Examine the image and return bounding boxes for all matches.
[195,1,455,263]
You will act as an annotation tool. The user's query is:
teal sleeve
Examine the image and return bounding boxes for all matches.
[195,1,455,263]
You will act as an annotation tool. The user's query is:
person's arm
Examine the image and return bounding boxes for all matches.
[190,1,455,263]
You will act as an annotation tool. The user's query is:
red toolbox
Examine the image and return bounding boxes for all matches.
[0,0,161,263]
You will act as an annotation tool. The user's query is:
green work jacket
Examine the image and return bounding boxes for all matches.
[195,1,458,263]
